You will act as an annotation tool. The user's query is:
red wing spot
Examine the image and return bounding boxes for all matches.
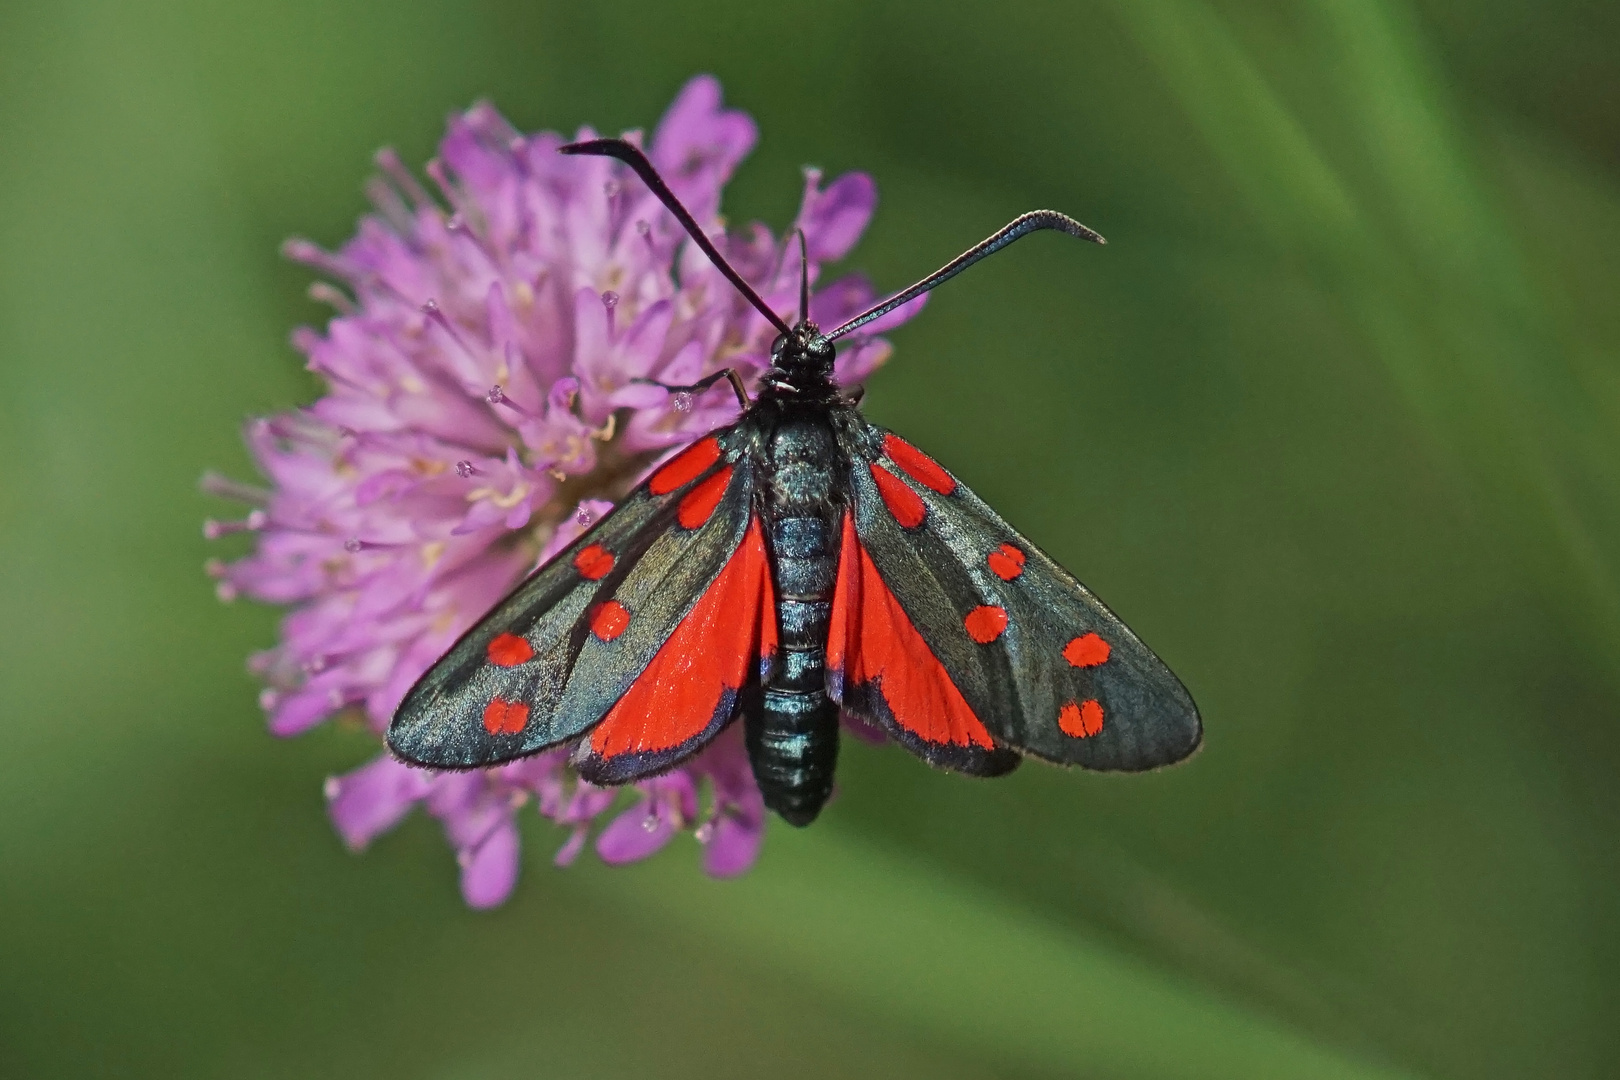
[883,433,955,495]
[486,632,534,667]
[987,543,1026,581]
[963,605,1008,644]
[573,544,614,580]
[482,697,530,735]
[649,436,721,494]
[1058,699,1105,738]
[591,600,630,641]
[869,463,926,528]
[678,465,732,529]
[1063,632,1111,668]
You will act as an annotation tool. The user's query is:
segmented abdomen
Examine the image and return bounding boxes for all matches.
[749,423,841,825]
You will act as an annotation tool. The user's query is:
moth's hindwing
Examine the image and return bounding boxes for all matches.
[833,422,1201,772]
[571,512,776,784]
[387,431,761,773]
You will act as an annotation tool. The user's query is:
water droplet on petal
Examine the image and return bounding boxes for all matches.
[641,812,659,833]
[344,538,363,553]
[694,821,715,844]
[575,505,596,527]
[323,776,341,800]
[673,391,693,413]
[601,290,619,310]
[456,459,477,478]
[446,214,464,231]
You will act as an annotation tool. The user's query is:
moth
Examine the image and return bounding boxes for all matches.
[388,137,1201,824]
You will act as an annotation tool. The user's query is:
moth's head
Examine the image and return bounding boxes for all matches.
[772,322,835,375]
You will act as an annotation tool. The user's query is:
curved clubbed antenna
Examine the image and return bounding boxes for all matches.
[795,228,810,327]
[559,137,795,338]
[812,210,1106,347]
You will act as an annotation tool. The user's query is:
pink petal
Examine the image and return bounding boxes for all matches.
[458,817,521,909]
[326,754,433,851]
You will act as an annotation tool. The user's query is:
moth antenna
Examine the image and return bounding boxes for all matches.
[814,210,1105,346]
[559,137,794,337]
[795,228,810,327]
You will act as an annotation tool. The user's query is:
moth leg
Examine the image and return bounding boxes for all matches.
[632,368,749,410]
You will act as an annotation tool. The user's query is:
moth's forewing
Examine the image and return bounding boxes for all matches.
[387,430,760,771]
[835,421,1201,772]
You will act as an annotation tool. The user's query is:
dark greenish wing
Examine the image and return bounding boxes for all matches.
[387,429,757,770]
[837,420,1201,772]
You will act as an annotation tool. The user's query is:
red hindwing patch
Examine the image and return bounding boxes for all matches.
[649,436,721,495]
[883,433,955,495]
[585,516,777,762]
[827,511,996,749]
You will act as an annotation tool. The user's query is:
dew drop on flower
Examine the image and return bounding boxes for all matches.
[601,290,619,310]
[575,505,597,527]
[673,391,693,413]
[456,459,477,478]
[641,812,659,833]
[344,538,363,553]
[694,820,715,844]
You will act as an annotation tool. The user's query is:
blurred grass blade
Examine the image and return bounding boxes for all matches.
[600,828,1427,1080]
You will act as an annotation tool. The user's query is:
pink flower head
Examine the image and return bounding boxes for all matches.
[205,76,918,906]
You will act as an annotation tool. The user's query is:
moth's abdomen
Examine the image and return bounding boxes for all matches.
[753,418,842,825]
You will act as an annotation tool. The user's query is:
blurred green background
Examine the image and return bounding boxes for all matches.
[3,0,1618,1076]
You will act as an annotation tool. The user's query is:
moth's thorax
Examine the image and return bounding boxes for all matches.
[764,416,839,513]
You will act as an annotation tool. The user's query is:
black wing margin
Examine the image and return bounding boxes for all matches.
[839,419,1201,772]
[387,429,757,770]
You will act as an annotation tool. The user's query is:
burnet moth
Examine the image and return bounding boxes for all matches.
[388,137,1201,825]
